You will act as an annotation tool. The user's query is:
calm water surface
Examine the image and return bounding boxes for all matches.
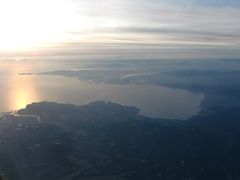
[0,73,204,120]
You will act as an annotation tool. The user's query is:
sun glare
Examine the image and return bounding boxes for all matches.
[6,63,39,111]
[15,88,36,110]
[0,0,76,50]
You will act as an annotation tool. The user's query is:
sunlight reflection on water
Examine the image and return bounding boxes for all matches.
[0,60,204,120]
[0,63,39,111]
[0,73,203,120]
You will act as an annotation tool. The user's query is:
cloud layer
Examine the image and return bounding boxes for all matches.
[2,0,240,59]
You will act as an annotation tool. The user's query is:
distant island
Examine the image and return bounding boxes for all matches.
[0,101,240,180]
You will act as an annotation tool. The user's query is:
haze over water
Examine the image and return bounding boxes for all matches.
[0,60,203,120]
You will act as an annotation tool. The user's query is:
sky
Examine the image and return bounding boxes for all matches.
[0,0,240,60]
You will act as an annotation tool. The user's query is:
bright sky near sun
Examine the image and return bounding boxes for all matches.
[0,0,240,58]
[0,0,77,50]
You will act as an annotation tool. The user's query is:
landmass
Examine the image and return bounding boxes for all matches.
[0,101,240,180]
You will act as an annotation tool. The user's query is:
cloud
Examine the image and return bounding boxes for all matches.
[2,0,240,59]
[66,2,240,48]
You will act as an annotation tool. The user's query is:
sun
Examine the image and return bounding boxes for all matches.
[0,0,76,51]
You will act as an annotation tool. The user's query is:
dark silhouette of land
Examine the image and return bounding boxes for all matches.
[0,101,240,180]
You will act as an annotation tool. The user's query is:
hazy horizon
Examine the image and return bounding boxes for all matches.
[0,1,240,180]
[0,0,240,59]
